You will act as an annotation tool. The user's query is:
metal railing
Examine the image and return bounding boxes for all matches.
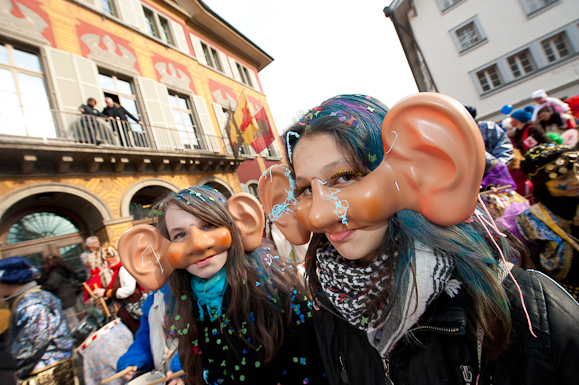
[0,110,233,155]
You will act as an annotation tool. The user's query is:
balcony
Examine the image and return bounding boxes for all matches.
[0,110,242,177]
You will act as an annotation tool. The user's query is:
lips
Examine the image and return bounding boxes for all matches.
[195,255,214,267]
[328,229,355,243]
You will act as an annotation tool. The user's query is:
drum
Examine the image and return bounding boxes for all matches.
[70,317,96,347]
[127,371,166,385]
[77,318,122,355]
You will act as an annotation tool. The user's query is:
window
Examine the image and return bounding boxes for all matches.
[7,212,80,245]
[236,62,254,87]
[507,50,535,78]
[519,0,559,16]
[456,22,482,50]
[201,42,223,72]
[541,32,571,63]
[142,6,174,45]
[99,73,145,146]
[169,93,203,150]
[143,8,159,38]
[0,43,55,138]
[436,0,464,12]
[476,65,503,92]
[101,0,117,17]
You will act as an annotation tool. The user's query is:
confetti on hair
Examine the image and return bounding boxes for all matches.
[367,106,375,112]
[286,131,300,163]
[369,153,377,163]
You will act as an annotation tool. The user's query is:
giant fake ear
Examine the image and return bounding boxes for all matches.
[227,193,266,252]
[346,92,485,226]
[258,165,311,245]
[118,225,175,291]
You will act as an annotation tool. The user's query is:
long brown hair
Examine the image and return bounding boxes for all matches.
[152,187,305,384]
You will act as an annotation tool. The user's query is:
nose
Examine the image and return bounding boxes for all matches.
[187,226,215,251]
[303,179,344,230]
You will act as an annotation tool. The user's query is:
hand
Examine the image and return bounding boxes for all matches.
[166,371,184,385]
[124,370,136,381]
[138,120,144,125]
[79,107,85,113]
[93,288,105,298]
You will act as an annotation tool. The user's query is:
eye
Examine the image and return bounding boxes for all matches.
[330,170,364,187]
[294,185,312,198]
[200,222,216,231]
[170,231,187,242]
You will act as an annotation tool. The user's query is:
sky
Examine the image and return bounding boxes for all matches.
[202,0,419,134]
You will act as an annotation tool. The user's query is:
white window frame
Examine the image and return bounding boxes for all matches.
[541,32,572,64]
[100,0,118,17]
[168,92,204,151]
[506,49,536,79]
[435,0,465,13]
[141,5,174,46]
[450,16,487,55]
[474,64,504,94]
[235,62,254,88]
[200,42,224,73]
[518,0,560,17]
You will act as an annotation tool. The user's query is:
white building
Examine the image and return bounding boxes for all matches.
[386,0,579,121]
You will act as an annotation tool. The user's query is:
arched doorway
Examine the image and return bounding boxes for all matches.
[129,185,173,223]
[197,177,234,198]
[0,191,105,280]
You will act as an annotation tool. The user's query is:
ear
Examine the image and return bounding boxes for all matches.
[117,224,175,291]
[351,92,484,226]
[227,193,265,252]
[258,165,311,245]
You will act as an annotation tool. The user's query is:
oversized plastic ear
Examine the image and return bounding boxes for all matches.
[117,225,175,291]
[336,92,485,227]
[227,193,266,252]
[258,165,311,245]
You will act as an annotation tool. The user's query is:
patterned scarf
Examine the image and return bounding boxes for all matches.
[190,266,228,322]
[317,241,454,357]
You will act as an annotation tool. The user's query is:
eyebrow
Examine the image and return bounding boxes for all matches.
[295,159,350,184]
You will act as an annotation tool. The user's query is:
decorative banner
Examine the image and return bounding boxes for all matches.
[77,20,141,75]
[152,52,195,93]
[226,91,258,158]
[0,0,55,46]
[208,79,238,110]
[250,106,275,154]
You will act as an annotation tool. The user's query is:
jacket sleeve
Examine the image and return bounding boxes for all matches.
[122,107,140,123]
[116,291,155,372]
[491,128,514,165]
[169,352,182,373]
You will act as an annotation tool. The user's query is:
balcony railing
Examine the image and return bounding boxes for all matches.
[0,110,231,155]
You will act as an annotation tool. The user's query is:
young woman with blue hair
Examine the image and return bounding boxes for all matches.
[259,93,579,385]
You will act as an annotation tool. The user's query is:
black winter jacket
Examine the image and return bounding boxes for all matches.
[41,267,78,309]
[313,266,579,385]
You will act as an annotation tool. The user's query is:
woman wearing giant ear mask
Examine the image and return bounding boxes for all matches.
[259,93,579,385]
[118,187,327,385]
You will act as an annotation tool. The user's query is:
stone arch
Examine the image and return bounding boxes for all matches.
[0,182,113,225]
[196,176,235,198]
[120,178,180,218]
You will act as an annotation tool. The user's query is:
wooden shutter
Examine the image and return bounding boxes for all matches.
[228,57,242,82]
[77,0,103,12]
[191,95,220,152]
[189,33,207,65]
[118,0,148,32]
[217,50,233,78]
[169,19,189,54]
[248,69,260,92]
[136,77,181,150]
[212,102,232,155]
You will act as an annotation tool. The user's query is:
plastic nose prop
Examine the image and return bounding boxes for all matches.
[298,179,346,231]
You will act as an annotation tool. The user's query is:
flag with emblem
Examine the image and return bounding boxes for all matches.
[227,91,259,158]
[250,106,275,154]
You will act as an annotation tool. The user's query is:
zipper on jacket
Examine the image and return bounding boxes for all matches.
[339,353,349,384]
[460,365,473,384]
[383,358,394,385]
[315,295,347,321]
[408,324,462,334]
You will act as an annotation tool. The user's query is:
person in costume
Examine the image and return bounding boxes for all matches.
[117,187,327,385]
[0,256,74,385]
[258,93,579,384]
[510,108,550,153]
[116,282,182,384]
[516,143,579,299]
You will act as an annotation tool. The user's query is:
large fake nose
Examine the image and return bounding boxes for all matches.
[186,226,215,252]
[303,179,344,230]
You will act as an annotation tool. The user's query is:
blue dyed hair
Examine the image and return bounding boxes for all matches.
[285,94,520,358]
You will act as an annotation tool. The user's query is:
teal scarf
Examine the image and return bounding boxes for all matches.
[190,267,228,322]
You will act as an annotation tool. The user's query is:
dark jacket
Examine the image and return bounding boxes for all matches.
[102,103,139,122]
[41,267,78,309]
[514,123,550,153]
[79,104,106,118]
[191,287,328,384]
[314,266,579,385]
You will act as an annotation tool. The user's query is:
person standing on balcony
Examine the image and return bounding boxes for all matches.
[102,97,143,147]
[78,98,107,145]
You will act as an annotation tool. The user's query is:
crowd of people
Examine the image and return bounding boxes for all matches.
[1,88,579,385]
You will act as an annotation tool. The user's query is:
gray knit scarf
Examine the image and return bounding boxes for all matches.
[316,241,455,357]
